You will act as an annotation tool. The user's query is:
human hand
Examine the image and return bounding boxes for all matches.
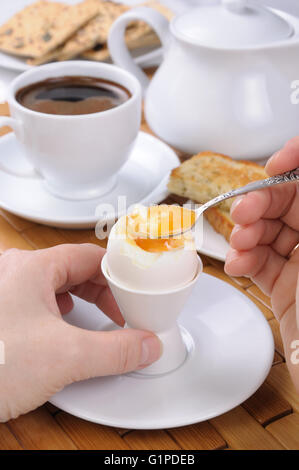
[0,244,161,422]
[225,137,299,392]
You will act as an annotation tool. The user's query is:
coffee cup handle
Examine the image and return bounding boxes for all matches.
[108,6,170,95]
[0,116,41,179]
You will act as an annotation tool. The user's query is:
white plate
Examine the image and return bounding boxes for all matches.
[0,0,164,73]
[199,217,230,262]
[51,273,274,429]
[0,131,179,228]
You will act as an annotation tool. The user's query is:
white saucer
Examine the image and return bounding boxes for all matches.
[0,131,179,228]
[51,273,274,429]
[0,43,162,74]
[198,218,230,262]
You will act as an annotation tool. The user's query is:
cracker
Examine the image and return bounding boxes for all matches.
[81,30,160,61]
[81,1,173,62]
[80,43,110,62]
[56,1,129,61]
[27,46,63,66]
[0,0,99,59]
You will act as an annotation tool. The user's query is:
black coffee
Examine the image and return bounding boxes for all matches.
[16,76,131,115]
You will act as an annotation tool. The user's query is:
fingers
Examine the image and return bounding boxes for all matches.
[96,287,124,326]
[230,184,297,226]
[266,137,299,176]
[271,224,299,258]
[40,244,107,292]
[56,292,74,315]
[64,325,162,380]
[225,246,268,279]
[230,219,283,251]
[225,246,286,296]
[279,305,299,394]
[70,281,124,326]
[27,243,123,325]
[230,219,299,258]
[271,252,299,321]
[230,191,271,225]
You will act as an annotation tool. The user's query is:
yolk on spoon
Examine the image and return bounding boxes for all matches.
[126,205,196,253]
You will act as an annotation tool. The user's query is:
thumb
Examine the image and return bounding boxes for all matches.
[265,137,299,176]
[65,326,162,381]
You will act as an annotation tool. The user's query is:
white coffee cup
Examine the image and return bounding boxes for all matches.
[0,61,142,200]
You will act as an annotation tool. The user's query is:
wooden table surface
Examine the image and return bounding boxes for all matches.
[0,99,298,451]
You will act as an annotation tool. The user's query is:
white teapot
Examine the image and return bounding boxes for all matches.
[108,0,299,160]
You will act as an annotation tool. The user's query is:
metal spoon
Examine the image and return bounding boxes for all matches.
[161,167,299,239]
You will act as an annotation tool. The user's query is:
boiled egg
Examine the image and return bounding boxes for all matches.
[106,204,198,291]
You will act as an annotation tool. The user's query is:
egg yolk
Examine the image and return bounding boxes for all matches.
[126,205,196,253]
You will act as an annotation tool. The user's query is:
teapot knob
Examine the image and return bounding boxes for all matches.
[222,0,247,13]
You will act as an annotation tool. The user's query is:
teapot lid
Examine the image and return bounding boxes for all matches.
[172,0,294,48]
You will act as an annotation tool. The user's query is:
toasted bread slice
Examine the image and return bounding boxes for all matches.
[168,152,267,241]
[168,152,267,212]
[204,207,234,242]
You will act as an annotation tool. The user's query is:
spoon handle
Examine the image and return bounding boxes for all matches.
[198,167,299,215]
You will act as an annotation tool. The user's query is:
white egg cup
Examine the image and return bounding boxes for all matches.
[101,254,202,376]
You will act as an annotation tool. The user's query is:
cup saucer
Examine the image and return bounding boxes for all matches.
[50,273,274,430]
[0,131,179,228]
